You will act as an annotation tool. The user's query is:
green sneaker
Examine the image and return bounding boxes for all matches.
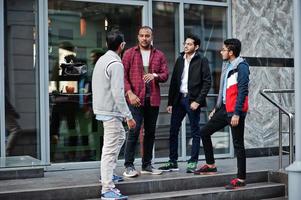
[186,162,197,173]
[158,162,179,172]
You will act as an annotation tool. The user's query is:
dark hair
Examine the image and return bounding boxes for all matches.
[224,38,241,57]
[185,34,201,46]
[106,30,124,51]
[59,41,74,52]
[138,26,153,34]
[91,48,106,58]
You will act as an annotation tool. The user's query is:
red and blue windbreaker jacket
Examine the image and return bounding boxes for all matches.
[216,57,250,116]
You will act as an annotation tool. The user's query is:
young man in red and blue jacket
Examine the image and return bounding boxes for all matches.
[194,38,250,190]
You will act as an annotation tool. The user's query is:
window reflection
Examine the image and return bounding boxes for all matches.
[153,2,179,158]
[4,0,40,160]
[184,4,230,156]
[48,1,142,163]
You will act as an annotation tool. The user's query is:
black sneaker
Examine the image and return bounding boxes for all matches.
[141,165,163,175]
[194,164,217,175]
[158,162,179,172]
[225,178,246,189]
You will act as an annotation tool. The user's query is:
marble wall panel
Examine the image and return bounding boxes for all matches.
[245,67,294,148]
[232,0,293,58]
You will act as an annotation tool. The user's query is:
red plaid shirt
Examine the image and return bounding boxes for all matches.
[122,46,169,107]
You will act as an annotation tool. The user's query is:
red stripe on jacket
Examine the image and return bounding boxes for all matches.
[225,71,248,113]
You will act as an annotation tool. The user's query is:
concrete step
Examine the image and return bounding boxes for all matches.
[261,197,288,200]
[127,182,285,200]
[117,170,269,195]
[0,171,271,200]
[0,166,44,180]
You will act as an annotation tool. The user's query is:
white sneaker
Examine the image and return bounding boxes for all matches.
[123,166,139,178]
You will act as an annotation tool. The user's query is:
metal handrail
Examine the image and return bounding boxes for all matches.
[161,93,218,98]
[260,89,295,169]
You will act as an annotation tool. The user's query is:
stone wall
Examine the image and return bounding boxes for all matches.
[232,0,294,148]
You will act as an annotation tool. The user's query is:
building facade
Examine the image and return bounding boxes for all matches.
[0,0,294,170]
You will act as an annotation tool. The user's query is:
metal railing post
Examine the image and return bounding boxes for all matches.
[289,113,294,164]
[260,89,295,170]
[279,109,283,169]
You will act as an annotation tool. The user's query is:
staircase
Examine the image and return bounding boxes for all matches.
[0,170,287,200]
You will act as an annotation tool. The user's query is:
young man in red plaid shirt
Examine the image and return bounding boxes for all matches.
[122,26,169,177]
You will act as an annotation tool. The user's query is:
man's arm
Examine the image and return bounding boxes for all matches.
[109,62,133,119]
[234,63,249,116]
[122,49,133,94]
[154,53,169,83]
[195,57,212,105]
[167,58,179,106]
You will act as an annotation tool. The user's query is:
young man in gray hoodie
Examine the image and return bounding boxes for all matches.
[92,30,136,200]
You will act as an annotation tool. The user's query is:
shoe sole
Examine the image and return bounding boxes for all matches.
[194,172,217,175]
[99,179,124,183]
[160,168,179,172]
[140,170,163,175]
[186,169,196,173]
[101,196,128,200]
[122,172,139,178]
[225,185,246,190]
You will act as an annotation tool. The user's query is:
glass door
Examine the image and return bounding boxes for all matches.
[47,0,146,165]
[183,3,232,159]
[0,0,45,168]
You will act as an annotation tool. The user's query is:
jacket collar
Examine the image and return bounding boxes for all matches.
[180,51,201,60]
[106,50,121,62]
[222,56,245,71]
[230,56,244,69]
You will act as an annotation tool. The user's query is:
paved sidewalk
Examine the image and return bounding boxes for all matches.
[0,155,289,193]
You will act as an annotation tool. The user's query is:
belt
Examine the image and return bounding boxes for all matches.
[181,93,188,97]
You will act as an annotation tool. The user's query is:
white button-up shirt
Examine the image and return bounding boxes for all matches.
[180,53,195,94]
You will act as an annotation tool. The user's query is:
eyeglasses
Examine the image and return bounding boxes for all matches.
[183,42,194,46]
[220,48,230,52]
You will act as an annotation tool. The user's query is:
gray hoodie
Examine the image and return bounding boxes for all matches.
[92,50,132,120]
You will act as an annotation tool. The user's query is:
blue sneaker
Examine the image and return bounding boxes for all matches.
[99,174,124,183]
[101,188,128,200]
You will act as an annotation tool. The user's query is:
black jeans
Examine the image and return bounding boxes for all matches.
[201,104,246,179]
[124,98,159,168]
[169,96,201,163]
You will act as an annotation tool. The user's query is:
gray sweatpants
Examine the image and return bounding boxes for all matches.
[101,117,126,193]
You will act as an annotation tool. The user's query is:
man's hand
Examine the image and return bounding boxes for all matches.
[208,108,216,120]
[190,101,200,111]
[143,73,155,83]
[127,91,141,107]
[127,118,136,130]
[231,114,240,127]
[166,106,172,114]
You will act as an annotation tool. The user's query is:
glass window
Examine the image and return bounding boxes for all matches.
[4,0,42,163]
[204,0,227,2]
[184,4,230,157]
[153,2,179,159]
[48,0,142,163]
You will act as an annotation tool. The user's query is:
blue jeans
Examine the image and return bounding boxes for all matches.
[169,96,201,163]
[124,98,159,168]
